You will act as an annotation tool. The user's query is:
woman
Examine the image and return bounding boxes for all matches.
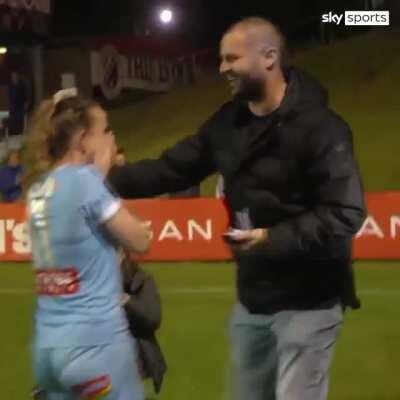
[26,89,151,400]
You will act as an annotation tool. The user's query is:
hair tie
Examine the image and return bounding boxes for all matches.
[53,88,78,105]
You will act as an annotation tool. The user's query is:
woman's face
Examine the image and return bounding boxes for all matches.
[81,106,113,162]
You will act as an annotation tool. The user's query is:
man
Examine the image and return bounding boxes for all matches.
[0,150,24,201]
[8,71,29,136]
[109,17,366,400]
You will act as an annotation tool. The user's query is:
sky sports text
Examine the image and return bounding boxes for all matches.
[322,11,390,26]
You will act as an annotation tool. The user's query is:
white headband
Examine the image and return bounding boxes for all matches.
[53,87,78,105]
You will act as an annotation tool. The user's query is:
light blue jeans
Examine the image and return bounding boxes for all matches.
[230,302,343,400]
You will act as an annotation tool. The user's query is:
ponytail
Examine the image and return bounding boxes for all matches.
[21,99,57,193]
[21,93,98,194]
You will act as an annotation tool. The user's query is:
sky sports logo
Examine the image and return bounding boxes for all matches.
[322,11,390,26]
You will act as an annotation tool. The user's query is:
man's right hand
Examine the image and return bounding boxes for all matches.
[93,133,117,176]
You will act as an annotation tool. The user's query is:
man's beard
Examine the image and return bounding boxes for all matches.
[229,74,265,102]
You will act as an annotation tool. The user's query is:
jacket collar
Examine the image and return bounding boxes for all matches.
[222,67,328,178]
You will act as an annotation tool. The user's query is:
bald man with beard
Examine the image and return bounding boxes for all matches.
[109,17,366,400]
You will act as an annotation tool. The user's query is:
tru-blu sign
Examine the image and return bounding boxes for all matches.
[91,44,195,100]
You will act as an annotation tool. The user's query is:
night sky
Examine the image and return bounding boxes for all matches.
[51,0,366,46]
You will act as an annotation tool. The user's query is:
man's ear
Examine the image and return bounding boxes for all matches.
[262,47,278,70]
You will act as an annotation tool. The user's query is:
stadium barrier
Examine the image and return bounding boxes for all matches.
[0,193,399,262]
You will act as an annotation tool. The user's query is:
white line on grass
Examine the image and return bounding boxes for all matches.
[164,287,233,294]
[0,287,398,296]
[165,288,400,296]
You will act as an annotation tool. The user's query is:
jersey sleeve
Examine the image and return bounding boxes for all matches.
[79,166,121,225]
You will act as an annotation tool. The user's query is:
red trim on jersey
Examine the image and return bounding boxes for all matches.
[35,267,80,296]
[72,375,111,396]
[85,383,112,399]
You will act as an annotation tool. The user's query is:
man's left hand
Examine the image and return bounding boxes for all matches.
[224,228,268,253]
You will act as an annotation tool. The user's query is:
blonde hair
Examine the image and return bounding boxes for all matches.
[22,95,99,192]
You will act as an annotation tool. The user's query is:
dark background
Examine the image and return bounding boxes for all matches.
[51,0,396,47]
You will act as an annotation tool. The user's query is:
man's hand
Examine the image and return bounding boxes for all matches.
[93,133,117,176]
[223,228,268,253]
[121,293,131,306]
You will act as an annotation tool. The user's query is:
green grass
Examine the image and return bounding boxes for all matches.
[5,29,400,400]
[1,261,400,399]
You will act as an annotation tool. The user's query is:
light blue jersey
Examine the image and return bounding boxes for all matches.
[28,164,129,349]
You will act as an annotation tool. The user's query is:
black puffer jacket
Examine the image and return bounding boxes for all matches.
[109,67,366,313]
[121,258,167,394]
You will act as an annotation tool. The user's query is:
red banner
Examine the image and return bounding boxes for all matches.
[90,37,195,101]
[353,192,400,259]
[132,199,231,261]
[0,193,399,262]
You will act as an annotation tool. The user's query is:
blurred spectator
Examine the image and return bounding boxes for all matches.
[0,150,24,202]
[8,71,29,136]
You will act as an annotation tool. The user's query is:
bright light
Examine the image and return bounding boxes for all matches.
[159,8,173,24]
[0,47,7,55]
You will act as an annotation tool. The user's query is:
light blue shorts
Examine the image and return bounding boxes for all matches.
[33,335,144,400]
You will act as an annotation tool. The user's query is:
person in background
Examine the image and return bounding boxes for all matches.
[8,71,29,136]
[0,150,24,201]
